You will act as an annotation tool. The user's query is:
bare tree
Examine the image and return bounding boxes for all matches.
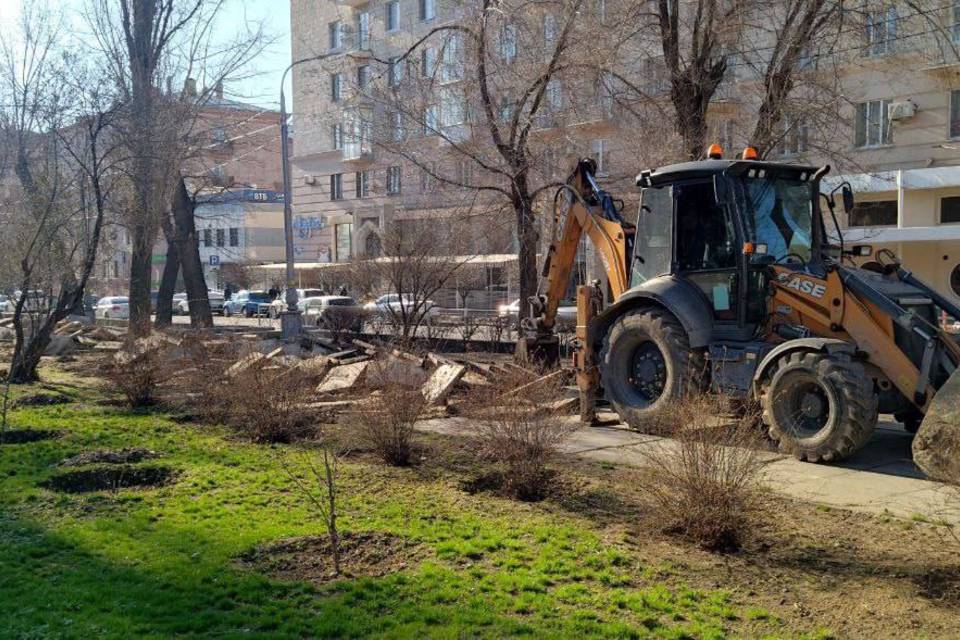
[0,1,121,382]
[86,0,265,335]
[283,447,343,576]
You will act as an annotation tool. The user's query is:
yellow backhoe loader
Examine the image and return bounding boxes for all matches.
[520,150,960,481]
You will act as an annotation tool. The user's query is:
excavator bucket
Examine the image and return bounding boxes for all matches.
[913,366,960,483]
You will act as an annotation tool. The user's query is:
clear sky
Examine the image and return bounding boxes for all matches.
[0,0,292,109]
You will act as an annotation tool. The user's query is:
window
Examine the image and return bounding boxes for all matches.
[544,14,557,52]
[953,1,960,43]
[387,166,402,194]
[420,163,439,193]
[386,1,400,31]
[211,126,227,143]
[941,196,960,223]
[590,139,608,176]
[743,177,814,262]
[216,228,225,248]
[336,223,353,261]
[388,57,403,87]
[849,200,897,227]
[500,24,518,61]
[440,88,464,127]
[546,79,562,112]
[330,173,343,201]
[951,264,960,298]
[332,123,343,150]
[456,160,474,186]
[676,181,737,270]
[633,186,673,285]
[203,228,212,248]
[356,171,370,198]
[357,65,370,90]
[499,97,514,122]
[356,10,370,50]
[229,227,239,247]
[854,99,892,147]
[424,103,439,134]
[778,120,809,156]
[331,72,342,102]
[391,111,405,141]
[863,6,897,56]
[420,47,437,78]
[420,0,435,21]
[951,90,960,139]
[440,34,463,83]
[329,21,343,49]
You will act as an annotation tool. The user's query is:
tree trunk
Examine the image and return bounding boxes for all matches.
[154,235,179,328]
[8,314,56,383]
[514,191,538,330]
[171,178,212,328]
[128,227,155,337]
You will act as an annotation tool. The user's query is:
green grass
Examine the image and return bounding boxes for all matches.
[0,370,786,639]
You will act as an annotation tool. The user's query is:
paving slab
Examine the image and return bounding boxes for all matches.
[416,414,960,525]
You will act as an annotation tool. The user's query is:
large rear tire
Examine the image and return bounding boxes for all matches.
[600,307,704,428]
[761,351,877,462]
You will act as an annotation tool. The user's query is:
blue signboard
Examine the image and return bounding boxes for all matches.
[198,189,284,205]
[209,255,220,266]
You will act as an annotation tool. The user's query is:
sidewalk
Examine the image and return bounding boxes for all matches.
[417,414,960,525]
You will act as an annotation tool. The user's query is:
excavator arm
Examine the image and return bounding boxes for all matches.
[518,159,634,416]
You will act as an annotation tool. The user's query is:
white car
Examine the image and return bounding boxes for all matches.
[364,294,438,322]
[0,294,12,313]
[94,296,129,320]
[268,289,326,318]
[298,295,364,330]
[497,299,577,322]
[175,291,225,315]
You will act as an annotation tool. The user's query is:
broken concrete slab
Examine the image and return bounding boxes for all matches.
[295,356,331,377]
[539,397,579,414]
[44,335,77,356]
[225,352,265,377]
[93,341,122,352]
[317,361,370,393]
[421,364,466,404]
[460,371,490,387]
[913,369,960,482]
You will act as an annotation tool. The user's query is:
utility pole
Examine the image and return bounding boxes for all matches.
[278,53,331,341]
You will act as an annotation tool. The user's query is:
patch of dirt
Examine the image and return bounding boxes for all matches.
[459,470,504,494]
[914,567,960,606]
[11,392,72,408]
[59,447,159,467]
[239,531,428,586]
[40,465,176,493]
[0,429,63,445]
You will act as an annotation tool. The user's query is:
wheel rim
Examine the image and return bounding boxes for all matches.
[629,341,667,403]
[776,372,833,440]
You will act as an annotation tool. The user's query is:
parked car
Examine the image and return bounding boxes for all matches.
[364,294,438,322]
[0,294,12,313]
[222,290,272,317]
[298,295,364,331]
[175,291,225,315]
[267,289,326,318]
[94,296,130,320]
[13,290,47,313]
[497,298,578,322]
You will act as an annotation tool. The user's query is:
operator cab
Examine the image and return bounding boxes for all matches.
[633,148,825,339]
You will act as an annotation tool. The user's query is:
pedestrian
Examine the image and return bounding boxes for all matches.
[338,284,348,296]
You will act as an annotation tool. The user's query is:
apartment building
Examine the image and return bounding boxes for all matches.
[289,1,960,306]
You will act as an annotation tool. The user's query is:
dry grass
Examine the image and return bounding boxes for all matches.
[636,394,765,552]
[464,369,575,501]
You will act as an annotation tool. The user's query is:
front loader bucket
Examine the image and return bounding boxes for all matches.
[913,367,960,483]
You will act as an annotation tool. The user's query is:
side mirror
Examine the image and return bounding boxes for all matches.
[713,174,729,204]
[841,184,855,211]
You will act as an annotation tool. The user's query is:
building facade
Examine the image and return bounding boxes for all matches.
[288,0,960,307]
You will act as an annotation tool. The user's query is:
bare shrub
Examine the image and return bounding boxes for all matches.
[223,364,314,443]
[105,335,176,407]
[282,446,343,576]
[455,313,482,343]
[637,394,765,553]
[319,306,364,344]
[465,370,575,501]
[352,362,426,465]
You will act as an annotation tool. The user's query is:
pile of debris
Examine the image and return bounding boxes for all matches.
[0,316,124,356]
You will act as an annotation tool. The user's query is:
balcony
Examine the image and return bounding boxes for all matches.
[342,139,374,166]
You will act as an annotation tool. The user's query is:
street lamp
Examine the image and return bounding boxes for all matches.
[278,53,331,341]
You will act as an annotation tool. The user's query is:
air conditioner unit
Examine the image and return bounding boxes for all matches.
[889,100,917,121]
[303,175,317,186]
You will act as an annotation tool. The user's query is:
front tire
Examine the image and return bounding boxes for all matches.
[600,307,704,428]
[244,307,253,318]
[761,351,878,462]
